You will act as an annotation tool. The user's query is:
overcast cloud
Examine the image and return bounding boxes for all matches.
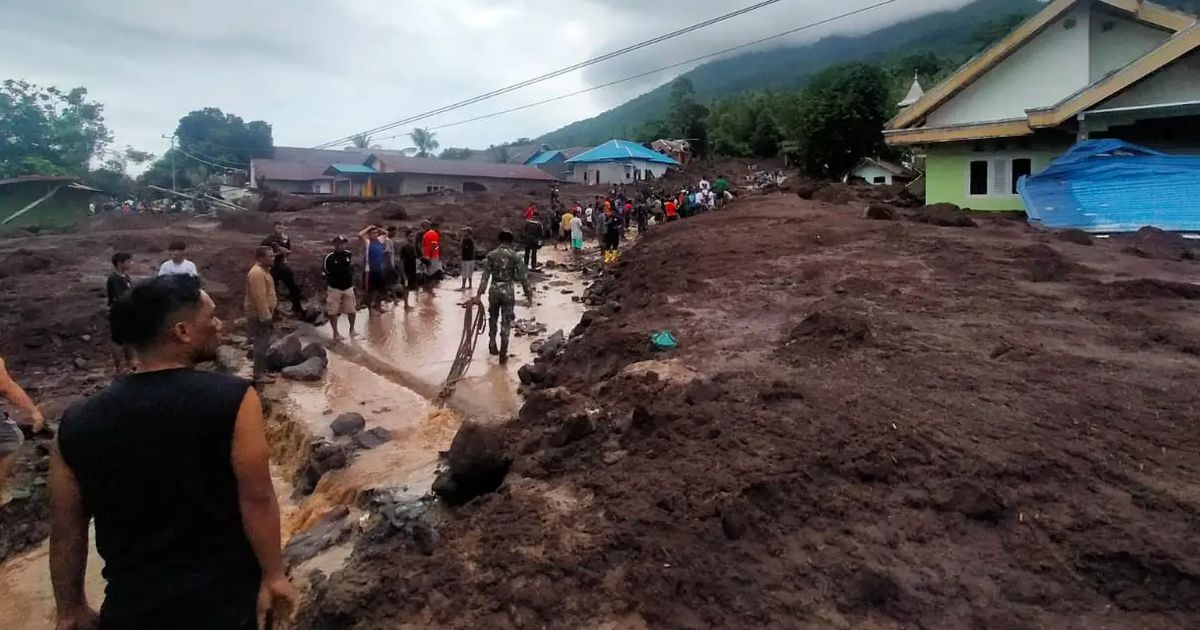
[2,0,973,162]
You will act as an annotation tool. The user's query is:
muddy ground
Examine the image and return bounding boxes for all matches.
[302,192,1200,629]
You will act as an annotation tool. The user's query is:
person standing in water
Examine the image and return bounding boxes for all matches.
[324,236,357,341]
[460,227,476,291]
[359,226,389,312]
[52,275,297,630]
[0,356,44,505]
[474,229,533,364]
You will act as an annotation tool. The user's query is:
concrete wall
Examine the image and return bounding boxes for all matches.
[1100,49,1200,109]
[570,160,671,185]
[851,164,895,185]
[927,5,1092,126]
[925,136,1072,211]
[1089,10,1170,81]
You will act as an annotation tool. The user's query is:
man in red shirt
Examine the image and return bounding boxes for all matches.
[422,222,442,277]
[665,199,679,222]
[524,203,537,221]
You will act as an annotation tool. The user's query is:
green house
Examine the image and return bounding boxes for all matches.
[885,0,1200,211]
[0,176,100,232]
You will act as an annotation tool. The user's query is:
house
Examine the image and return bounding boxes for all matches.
[565,140,681,186]
[523,146,590,180]
[847,158,917,185]
[250,147,557,196]
[0,176,101,232]
[884,0,1200,211]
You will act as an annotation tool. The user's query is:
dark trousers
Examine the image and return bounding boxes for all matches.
[248,319,272,380]
[271,265,303,313]
[524,244,539,269]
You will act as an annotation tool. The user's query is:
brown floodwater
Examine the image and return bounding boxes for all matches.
[0,251,589,628]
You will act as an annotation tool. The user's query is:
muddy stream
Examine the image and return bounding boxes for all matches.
[0,252,588,629]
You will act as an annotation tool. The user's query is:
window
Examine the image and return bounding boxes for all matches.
[426,185,447,193]
[969,161,989,196]
[1011,158,1032,194]
[872,176,887,184]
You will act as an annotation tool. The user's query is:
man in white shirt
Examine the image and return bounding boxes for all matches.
[158,240,199,277]
[699,177,711,192]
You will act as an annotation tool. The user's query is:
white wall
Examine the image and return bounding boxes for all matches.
[927,4,1093,126]
[1090,9,1170,81]
[1100,49,1200,109]
[851,164,894,185]
[571,160,672,185]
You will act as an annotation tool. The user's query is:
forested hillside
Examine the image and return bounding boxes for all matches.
[537,0,1197,147]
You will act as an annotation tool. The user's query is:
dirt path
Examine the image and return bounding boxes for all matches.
[303,194,1200,629]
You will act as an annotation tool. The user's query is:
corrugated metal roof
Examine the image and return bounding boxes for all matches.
[325,163,379,175]
[370,154,557,181]
[526,150,563,166]
[566,140,681,166]
[254,147,556,183]
[0,175,78,187]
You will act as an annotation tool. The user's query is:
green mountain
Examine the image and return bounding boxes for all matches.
[538,0,1164,147]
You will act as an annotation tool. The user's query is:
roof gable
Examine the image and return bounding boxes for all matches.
[567,140,681,166]
[888,0,1194,131]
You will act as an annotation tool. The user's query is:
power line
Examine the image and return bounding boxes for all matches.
[374,0,904,138]
[311,0,789,149]
[176,147,247,172]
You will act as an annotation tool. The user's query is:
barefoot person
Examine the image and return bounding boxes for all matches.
[52,274,297,630]
[324,236,357,341]
[245,246,277,385]
[359,226,389,311]
[473,229,533,364]
[0,356,44,505]
[460,227,476,291]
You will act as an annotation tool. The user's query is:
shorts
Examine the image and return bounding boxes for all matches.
[326,287,356,316]
[571,237,583,250]
[461,260,475,278]
[558,229,569,242]
[0,415,24,455]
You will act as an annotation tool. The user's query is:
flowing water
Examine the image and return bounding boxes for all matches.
[0,252,589,628]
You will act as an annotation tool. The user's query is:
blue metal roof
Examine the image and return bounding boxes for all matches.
[325,163,379,175]
[526,150,563,166]
[566,140,680,166]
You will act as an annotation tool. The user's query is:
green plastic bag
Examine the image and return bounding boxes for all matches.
[651,331,678,351]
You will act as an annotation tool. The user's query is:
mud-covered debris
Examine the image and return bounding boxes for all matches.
[539,330,566,358]
[517,363,547,386]
[354,427,393,450]
[330,412,366,437]
[1125,226,1195,261]
[300,341,328,362]
[1056,229,1094,246]
[863,205,896,221]
[283,505,351,567]
[282,356,328,382]
[267,333,305,370]
[297,440,352,495]
[548,412,596,447]
[433,421,511,506]
[912,203,977,228]
[1023,244,1070,282]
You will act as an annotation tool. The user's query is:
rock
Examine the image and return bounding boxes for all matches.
[72,357,87,369]
[283,506,352,567]
[602,450,628,465]
[517,363,547,386]
[912,203,977,228]
[282,356,328,382]
[1125,226,1195,261]
[720,503,751,541]
[80,334,92,342]
[434,421,512,506]
[549,412,596,447]
[296,440,352,494]
[354,427,393,450]
[1056,229,1094,247]
[267,333,305,370]
[539,330,566,358]
[330,412,366,437]
[863,205,895,221]
[301,341,328,362]
[795,182,822,200]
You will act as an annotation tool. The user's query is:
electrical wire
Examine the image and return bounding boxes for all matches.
[311,0,790,149]
[366,0,904,140]
[176,147,247,172]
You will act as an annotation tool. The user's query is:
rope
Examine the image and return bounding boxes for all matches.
[438,299,488,403]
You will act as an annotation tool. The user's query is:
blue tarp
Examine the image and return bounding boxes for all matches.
[1018,139,1200,233]
[566,140,680,166]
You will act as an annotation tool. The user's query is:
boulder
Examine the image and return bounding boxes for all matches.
[267,333,305,370]
[301,341,328,362]
[549,412,596,447]
[912,204,977,228]
[282,506,351,567]
[296,440,352,494]
[354,427,393,450]
[282,356,328,382]
[433,421,511,506]
[1056,229,1094,247]
[539,330,566,358]
[517,363,547,386]
[330,412,366,437]
[863,205,896,221]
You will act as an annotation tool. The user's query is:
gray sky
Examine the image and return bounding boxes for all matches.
[1,0,973,163]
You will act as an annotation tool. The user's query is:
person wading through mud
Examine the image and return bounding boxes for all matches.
[423,221,443,279]
[0,356,44,505]
[51,274,297,630]
[399,227,419,302]
[460,227,476,291]
[359,226,389,312]
[106,252,138,372]
[324,236,357,342]
[473,229,533,364]
[245,246,278,385]
[261,221,304,316]
[522,212,543,271]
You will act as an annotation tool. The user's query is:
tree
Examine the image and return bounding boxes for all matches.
[488,144,510,164]
[439,147,473,160]
[348,133,380,150]
[84,146,154,198]
[406,127,439,158]
[139,108,273,191]
[664,78,709,155]
[0,79,112,178]
[793,64,890,179]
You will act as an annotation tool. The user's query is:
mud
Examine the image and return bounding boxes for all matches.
[305,193,1200,629]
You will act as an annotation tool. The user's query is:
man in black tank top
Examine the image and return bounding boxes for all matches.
[51,274,297,630]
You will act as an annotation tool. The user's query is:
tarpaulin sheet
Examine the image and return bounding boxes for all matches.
[1018,139,1200,233]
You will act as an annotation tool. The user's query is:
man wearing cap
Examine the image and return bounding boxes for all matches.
[473,229,533,363]
[324,236,357,341]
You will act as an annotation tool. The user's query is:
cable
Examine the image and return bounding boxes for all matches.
[311,0,789,149]
[373,0,904,138]
[176,147,247,172]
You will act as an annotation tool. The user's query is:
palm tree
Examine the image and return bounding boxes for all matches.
[406,127,440,158]
[346,133,380,150]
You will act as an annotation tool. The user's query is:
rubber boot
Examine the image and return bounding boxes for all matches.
[499,339,510,364]
[489,337,500,356]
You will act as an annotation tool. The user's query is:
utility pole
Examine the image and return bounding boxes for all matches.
[162,133,177,191]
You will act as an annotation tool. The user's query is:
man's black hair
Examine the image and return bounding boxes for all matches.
[168,240,187,252]
[112,252,132,268]
[498,230,515,243]
[109,275,203,351]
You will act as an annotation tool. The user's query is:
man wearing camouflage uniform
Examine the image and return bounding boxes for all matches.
[474,229,533,363]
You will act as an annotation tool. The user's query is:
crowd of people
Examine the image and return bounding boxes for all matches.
[0,176,736,628]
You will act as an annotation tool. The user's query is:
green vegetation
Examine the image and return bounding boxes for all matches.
[0,79,112,179]
[405,127,439,158]
[139,108,274,191]
[438,147,474,160]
